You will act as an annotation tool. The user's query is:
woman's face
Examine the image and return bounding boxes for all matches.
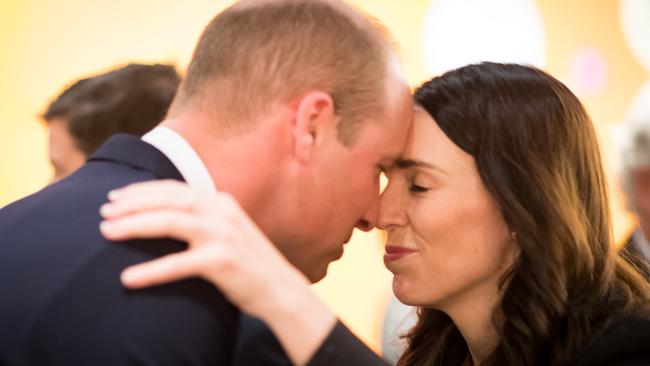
[379,109,518,312]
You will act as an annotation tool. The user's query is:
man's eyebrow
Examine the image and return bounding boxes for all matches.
[379,154,400,168]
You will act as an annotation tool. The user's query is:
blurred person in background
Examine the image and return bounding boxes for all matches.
[42,63,180,182]
[381,295,416,364]
[620,111,650,280]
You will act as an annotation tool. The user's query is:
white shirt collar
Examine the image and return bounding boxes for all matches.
[142,126,217,195]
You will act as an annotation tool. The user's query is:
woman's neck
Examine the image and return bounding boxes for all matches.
[443,289,503,365]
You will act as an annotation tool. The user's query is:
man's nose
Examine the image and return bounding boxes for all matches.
[356,194,380,232]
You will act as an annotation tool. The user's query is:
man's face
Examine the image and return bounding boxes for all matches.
[47,117,86,182]
[288,72,414,282]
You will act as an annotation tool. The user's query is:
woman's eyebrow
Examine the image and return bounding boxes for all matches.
[395,158,445,175]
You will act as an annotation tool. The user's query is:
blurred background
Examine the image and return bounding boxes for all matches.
[1,0,648,353]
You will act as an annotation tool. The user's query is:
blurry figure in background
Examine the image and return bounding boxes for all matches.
[620,113,650,280]
[42,63,180,182]
[381,295,416,365]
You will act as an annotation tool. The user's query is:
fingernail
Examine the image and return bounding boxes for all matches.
[99,204,113,217]
[121,269,138,286]
[107,190,120,201]
[99,221,113,233]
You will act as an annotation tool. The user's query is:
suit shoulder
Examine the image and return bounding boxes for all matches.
[12,240,239,365]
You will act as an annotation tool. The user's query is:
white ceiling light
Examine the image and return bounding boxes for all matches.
[422,0,547,75]
[620,0,650,72]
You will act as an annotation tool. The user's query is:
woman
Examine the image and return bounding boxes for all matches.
[101,63,650,365]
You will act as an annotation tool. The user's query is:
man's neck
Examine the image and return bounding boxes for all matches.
[142,125,216,196]
[158,114,289,224]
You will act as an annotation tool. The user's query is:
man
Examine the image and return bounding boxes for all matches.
[42,63,180,182]
[620,114,650,280]
[0,1,412,365]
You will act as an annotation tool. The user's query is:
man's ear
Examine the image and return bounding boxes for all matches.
[292,91,336,163]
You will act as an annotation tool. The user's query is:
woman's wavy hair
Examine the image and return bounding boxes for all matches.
[399,62,650,366]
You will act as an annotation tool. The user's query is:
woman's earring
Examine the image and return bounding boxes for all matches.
[510,231,518,241]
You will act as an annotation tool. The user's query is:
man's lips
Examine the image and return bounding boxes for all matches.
[384,245,416,264]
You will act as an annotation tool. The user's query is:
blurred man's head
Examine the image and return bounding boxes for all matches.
[43,63,180,181]
[167,0,413,281]
[622,119,650,237]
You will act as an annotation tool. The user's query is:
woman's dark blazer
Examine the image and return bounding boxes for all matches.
[572,314,650,366]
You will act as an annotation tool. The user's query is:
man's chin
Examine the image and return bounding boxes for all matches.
[343,231,354,244]
[307,255,342,283]
[306,266,329,283]
[302,247,345,283]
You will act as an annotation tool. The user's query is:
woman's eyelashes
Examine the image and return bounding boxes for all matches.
[409,184,429,193]
[408,178,431,193]
[407,172,436,194]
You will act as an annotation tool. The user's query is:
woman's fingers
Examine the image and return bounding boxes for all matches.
[100,180,296,312]
[121,250,208,289]
[100,209,203,242]
[102,180,197,219]
[108,179,189,199]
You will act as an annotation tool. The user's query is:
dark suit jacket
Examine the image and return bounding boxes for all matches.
[307,322,389,366]
[232,316,388,366]
[232,315,292,366]
[0,134,239,366]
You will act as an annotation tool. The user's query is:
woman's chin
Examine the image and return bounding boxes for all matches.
[392,276,441,308]
[392,277,419,306]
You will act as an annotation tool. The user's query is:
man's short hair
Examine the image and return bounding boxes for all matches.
[43,63,181,156]
[173,0,393,144]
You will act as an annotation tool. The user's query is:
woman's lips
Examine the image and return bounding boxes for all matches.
[384,245,416,264]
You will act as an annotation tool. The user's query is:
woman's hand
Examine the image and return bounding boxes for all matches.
[99,179,301,315]
[99,180,336,365]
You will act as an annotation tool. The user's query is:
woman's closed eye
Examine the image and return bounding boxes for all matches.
[409,184,430,193]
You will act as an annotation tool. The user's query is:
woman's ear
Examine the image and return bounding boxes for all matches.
[292,91,335,163]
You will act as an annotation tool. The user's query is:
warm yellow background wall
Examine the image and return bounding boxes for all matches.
[0,0,645,353]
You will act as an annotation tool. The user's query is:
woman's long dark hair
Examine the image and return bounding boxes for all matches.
[399,63,650,366]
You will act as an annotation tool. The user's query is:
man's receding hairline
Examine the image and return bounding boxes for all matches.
[172,0,402,142]
[231,0,387,40]
[233,0,353,15]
